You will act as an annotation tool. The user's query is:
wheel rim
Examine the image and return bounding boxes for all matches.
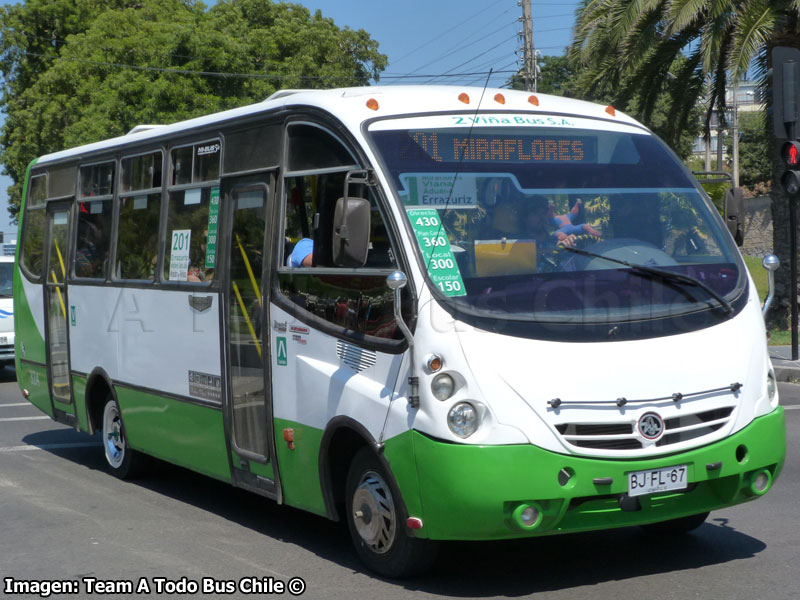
[102,402,125,469]
[351,469,396,555]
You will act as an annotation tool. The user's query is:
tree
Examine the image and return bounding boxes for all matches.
[736,110,772,188]
[570,1,800,327]
[0,0,387,217]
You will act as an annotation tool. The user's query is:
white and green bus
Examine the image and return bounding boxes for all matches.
[14,86,785,577]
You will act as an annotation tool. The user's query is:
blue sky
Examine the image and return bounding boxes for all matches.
[0,0,580,239]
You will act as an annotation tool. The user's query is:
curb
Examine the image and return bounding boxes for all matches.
[773,364,800,382]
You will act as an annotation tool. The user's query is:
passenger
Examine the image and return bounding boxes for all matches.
[288,238,314,267]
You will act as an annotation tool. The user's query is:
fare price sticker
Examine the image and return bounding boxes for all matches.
[407,208,466,297]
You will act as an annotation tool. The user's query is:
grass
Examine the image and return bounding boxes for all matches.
[742,254,793,346]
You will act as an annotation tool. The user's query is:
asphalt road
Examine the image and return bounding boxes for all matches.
[1,368,798,600]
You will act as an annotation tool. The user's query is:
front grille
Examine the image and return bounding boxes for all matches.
[571,438,642,450]
[555,406,735,452]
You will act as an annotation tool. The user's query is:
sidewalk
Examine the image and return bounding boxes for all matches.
[770,345,800,382]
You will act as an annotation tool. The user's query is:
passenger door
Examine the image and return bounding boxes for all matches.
[43,201,74,417]
[222,172,279,499]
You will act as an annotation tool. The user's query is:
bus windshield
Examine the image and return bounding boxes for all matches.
[368,116,744,325]
[0,262,12,298]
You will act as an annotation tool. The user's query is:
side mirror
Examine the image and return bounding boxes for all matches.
[332,196,370,267]
[724,187,745,246]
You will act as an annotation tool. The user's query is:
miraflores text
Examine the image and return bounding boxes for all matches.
[3,576,307,597]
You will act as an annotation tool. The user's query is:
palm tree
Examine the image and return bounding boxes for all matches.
[569,0,800,327]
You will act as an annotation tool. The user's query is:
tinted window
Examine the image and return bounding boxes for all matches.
[75,199,113,279]
[163,187,219,282]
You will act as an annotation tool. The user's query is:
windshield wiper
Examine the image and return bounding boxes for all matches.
[562,246,734,315]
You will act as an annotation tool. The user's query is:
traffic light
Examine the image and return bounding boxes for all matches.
[781,140,800,194]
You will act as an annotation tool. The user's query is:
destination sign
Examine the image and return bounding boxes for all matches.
[408,132,597,164]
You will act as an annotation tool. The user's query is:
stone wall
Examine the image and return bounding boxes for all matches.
[740,195,774,257]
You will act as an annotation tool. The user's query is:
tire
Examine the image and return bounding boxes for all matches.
[345,447,437,578]
[640,511,710,535]
[101,396,141,479]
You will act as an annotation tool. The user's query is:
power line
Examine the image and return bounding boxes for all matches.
[402,16,517,76]
[390,0,509,65]
[14,49,518,83]
[423,33,519,85]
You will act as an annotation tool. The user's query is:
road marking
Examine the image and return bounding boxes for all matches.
[0,403,33,408]
[0,416,51,422]
[784,405,800,411]
[0,442,100,453]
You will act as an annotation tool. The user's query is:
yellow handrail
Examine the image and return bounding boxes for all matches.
[51,270,66,318]
[54,239,66,279]
[235,234,262,308]
[232,282,262,359]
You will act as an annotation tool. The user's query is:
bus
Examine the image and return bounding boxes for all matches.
[0,256,14,369]
[14,86,785,577]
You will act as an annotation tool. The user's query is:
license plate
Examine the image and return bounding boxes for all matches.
[628,464,688,497]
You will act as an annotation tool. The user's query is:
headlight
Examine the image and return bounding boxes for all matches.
[431,373,455,401]
[447,402,479,438]
[767,372,777,401]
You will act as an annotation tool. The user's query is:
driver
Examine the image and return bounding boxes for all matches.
[521,196,578,248]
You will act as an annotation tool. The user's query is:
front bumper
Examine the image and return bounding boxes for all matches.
[410,407,785,540]
[0,330,14,362]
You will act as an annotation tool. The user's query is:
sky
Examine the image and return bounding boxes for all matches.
[0,0,581,241]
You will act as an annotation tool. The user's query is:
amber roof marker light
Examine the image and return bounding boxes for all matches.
[528,95,539,106]
[605,105,616,116]
[366,98,379,111]
[458,92,470,104]
[494,93,506,105]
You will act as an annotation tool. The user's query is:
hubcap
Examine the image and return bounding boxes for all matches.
[352,470,396,554]
[102,403,125,469]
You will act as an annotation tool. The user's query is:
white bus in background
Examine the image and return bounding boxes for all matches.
[0,256,14,369]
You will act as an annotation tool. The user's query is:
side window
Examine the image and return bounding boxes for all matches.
[279,124,404,341]
[116,152,162,280]
[75,162,114,279]
[21,209,46,280]
[20,173,48,280]
[283,173,395,269]
[164,140,221,282]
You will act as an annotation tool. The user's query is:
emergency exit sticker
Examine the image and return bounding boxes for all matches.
[276,336,288,366]
[407,208,466,297]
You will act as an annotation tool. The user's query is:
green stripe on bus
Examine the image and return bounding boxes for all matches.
[19,362,51,416]
[274,418,327,517]
[411,407,786,540]
[116,387,231,482]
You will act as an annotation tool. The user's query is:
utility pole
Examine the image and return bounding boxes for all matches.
[732,80,740,187]
[716,106,724,170]
[520,0,536,92]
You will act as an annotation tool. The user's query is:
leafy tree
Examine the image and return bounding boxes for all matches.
[570,0,800,327]
[736,110,772,188]
[0,0,387,217]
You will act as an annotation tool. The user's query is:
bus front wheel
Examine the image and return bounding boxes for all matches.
[101,397,139,479]
[345,447,437,578]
